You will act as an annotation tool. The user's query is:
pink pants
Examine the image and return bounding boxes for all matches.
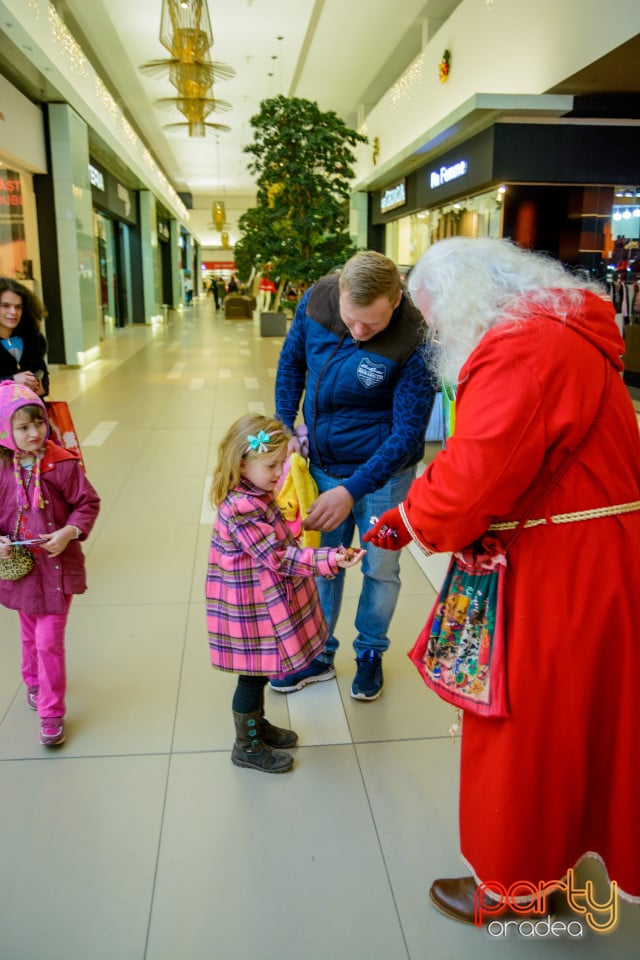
[19,596,72,719]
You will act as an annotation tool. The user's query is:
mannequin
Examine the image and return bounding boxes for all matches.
[257,275,276,312]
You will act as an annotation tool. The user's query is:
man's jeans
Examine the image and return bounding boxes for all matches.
[309,464,415,662]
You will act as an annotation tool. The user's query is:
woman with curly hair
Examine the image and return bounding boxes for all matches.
[0,278,49,397]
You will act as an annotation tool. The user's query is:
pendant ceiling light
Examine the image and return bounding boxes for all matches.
[212,200,226,231]
[208,135,228,240]
[160,0,212,59]
[140,0,235,138]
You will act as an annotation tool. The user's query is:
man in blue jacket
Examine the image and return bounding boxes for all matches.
[271,251,434,700]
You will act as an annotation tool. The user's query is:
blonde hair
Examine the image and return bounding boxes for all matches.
[408,237,606,385]
[339,251,401,306]
[210,413,288,506]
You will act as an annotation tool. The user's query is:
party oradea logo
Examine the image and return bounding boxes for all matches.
[474,869,618,938]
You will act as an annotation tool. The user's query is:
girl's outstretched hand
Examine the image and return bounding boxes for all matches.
[334,547,365,568]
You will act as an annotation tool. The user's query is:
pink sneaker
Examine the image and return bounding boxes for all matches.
[26,686,39,710]
[40,718,65,746]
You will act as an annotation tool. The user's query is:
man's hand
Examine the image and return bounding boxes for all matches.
[302,486,354,532]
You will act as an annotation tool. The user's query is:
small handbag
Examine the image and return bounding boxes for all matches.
[409,355,612,719]
[0,511,35,581]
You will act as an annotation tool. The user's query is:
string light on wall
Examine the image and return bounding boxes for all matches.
[49,6,89,78]
[390,55,424,109]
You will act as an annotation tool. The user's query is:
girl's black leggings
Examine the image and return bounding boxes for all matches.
[232,674,268,713]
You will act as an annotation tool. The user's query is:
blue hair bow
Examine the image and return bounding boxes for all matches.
[246,430,271,453]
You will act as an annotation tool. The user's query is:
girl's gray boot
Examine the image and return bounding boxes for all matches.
[232,710,293,773]
[260,692,298,748]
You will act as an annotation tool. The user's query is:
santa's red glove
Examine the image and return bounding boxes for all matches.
[362,507,411,550]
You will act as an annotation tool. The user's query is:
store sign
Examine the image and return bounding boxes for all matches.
[0,172,23,222]
[88,163,105,191]
[202,261,236,270]
[429,159,468,190]
[380,179,407,213]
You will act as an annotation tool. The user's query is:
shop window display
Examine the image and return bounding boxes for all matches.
[0,170,29,280]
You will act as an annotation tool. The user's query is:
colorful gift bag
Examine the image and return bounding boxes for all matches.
[408,536,509,718]
[45,400,86,473]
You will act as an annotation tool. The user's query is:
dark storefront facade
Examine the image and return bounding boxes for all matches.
[89,159,137,330]
[371,123,640,278]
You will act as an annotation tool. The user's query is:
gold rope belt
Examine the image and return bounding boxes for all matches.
[488,500,640,531]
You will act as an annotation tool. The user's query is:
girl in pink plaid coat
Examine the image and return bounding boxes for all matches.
[206,413,362,774]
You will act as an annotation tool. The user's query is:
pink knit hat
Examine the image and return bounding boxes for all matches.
[0,380,49,509]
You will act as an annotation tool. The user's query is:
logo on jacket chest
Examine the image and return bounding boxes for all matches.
[357,357,386,389]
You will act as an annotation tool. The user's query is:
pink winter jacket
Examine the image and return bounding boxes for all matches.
[0,441,100,614]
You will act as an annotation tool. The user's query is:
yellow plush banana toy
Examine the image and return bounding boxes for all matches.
[275,452,320,548]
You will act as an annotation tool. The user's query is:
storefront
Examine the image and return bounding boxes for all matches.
[371,123,640,278]
[156,216,173,307]
[0,74,47,298]
[89,158,136,331]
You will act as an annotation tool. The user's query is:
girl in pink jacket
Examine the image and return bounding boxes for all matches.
[206,413,362,774]
[0,382,100,747]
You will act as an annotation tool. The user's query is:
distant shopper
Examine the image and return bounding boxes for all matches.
[227,275,239,294]
[210,276,220,308]
[0,382,100,748]
[270,251,433,701]
[206,413,362,774]
[0,278,49,397]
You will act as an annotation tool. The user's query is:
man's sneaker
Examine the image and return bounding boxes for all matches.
[269,657,336,693]
[351,650,383,701]
[40,718,65,746]
[26,686,39,710]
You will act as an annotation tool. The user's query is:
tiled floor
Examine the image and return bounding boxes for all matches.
[1,300,638,959]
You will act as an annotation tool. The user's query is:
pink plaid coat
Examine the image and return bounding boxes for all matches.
[206,480,339,676]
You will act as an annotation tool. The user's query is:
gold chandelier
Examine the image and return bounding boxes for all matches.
[160,0,213,60]
[140,0,235,138]
[207,135,228,242]
[212,200,226,231]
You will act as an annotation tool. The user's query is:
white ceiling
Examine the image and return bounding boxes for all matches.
[56,0,462,247]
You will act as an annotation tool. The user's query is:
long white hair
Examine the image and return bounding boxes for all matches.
[408,238,606,385]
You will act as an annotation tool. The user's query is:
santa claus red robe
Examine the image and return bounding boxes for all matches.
[403,291,640,900]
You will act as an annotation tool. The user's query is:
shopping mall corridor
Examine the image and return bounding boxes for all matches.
[0,298,638,960]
